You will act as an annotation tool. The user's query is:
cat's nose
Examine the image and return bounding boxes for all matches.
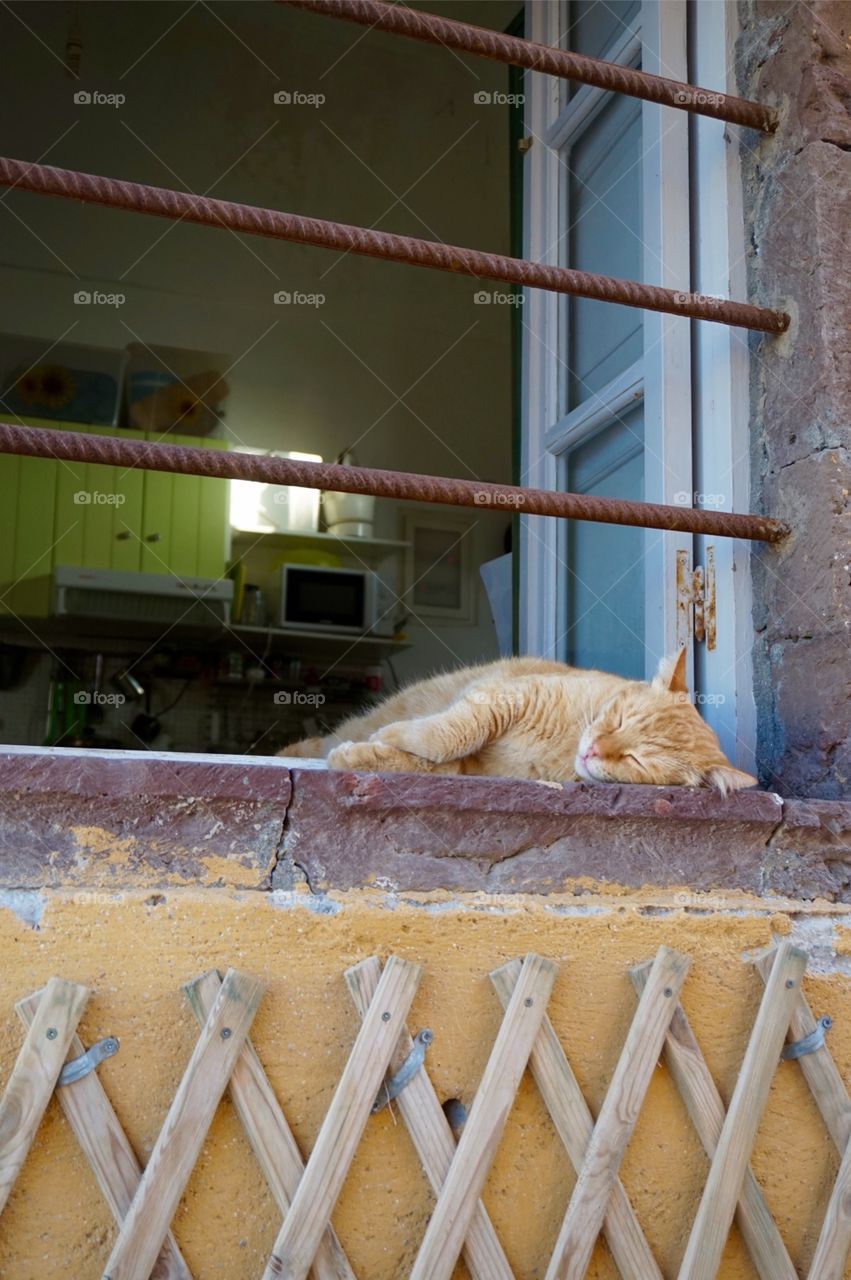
[582,742,600,760]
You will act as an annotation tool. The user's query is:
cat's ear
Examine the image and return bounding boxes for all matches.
[705,764,758,794]
[652,648,688,694]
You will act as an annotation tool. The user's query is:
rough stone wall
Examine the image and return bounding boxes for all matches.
[738,1,851,798]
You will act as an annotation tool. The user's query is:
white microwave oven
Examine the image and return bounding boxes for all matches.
[278,564,396,636]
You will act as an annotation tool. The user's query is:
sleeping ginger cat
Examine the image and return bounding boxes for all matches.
[283,650,756,794]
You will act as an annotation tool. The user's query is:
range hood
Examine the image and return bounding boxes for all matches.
[52,567,233,628]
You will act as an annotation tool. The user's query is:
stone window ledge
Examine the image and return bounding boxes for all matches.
[0,746,849,900]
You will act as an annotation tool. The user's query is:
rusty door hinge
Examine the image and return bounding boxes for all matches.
[676,547,716,650]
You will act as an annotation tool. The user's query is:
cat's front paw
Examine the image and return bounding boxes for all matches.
[370,720,427,757]
[327,740,423,774]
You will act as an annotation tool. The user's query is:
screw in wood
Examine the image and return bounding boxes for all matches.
[664,988,673,997]
[221,1027,232,1039]
[786,979,795,989]
[46,1027,57,1039]
[381,1011,391,1021]
[524,997,533,1007]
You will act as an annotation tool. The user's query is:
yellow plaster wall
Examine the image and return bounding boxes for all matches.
[0,885,849,1279]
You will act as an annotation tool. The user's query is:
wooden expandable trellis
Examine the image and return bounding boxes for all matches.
[0,942,848,1279]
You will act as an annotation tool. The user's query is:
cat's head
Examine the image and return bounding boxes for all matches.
[574,651,757,793]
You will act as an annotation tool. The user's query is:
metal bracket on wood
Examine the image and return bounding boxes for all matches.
[781,1015,832,1061]
[57,1036,119,1086]
[372,1029,433,1113]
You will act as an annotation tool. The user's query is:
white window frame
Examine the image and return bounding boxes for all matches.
[691,0,756,774]
[518,0,754,769]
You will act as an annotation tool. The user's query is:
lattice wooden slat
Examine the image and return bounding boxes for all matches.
[544,946,690,1280]
[16,988,193,1280]
[809,1134,851,1280]
[678,940,808,1280]
[410,952,557,1280]
[491,958,663,1280]
[755,947,851,1280]
[630,960,797,1280]
[756,948,851,1153]
[262,955,421,1280]
[0,977,89,1215]
[184,970,355,1280]
[104,968,264,1280]
[346,956,515,1280]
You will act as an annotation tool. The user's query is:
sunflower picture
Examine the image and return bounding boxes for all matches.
[12,369,41,404]
[13,364,76,409]
[164,383,205,429]
[37,365,76,409]
[128,368,229,433]
[2,348,121,425]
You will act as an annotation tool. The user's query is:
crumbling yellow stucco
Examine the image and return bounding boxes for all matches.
[0,886,849,1279]
[66,824,271,888]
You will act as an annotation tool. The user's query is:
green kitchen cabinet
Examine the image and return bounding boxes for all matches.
[140,433,228,578]
[197,443,229,577]
[0,454,21,617]
[52,422,147,572]
[0,421,59,617]
[138,455,173,576]
[111,432,146,572]
[0,418,230,617]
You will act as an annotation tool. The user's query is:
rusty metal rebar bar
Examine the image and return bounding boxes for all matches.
[0,157,789,334]
[283,0,777,133]
[0,423,788,543]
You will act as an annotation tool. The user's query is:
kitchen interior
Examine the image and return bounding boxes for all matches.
[0,0,519,755]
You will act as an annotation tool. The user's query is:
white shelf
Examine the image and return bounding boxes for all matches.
[225,624,411,656]
[230,529,409,553]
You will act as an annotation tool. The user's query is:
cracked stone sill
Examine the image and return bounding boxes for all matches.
[0,747,849,902]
